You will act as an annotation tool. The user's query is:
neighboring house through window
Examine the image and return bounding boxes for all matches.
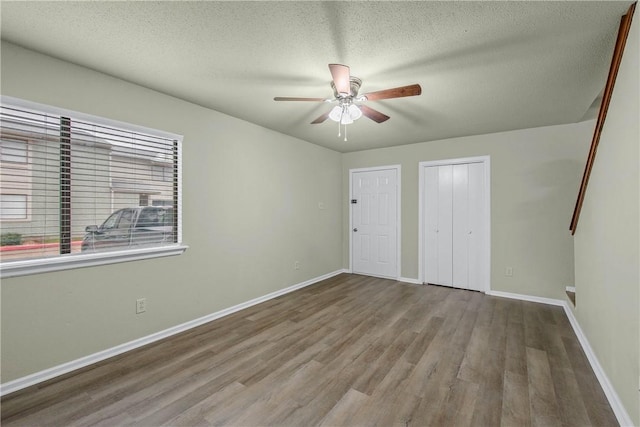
[0,137,32,224]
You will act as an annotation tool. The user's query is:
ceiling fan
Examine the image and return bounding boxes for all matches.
[274,64,421,140]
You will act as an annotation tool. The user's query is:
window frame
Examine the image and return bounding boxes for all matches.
[0,96,187,279]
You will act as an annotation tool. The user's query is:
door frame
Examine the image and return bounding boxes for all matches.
[349,165,401,279]
[418,156,491,291]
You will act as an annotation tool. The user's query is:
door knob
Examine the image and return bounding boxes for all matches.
[353,228,358,232]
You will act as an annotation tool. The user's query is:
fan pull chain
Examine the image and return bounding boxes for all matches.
[338,106,345,137]
[344,123,348,141]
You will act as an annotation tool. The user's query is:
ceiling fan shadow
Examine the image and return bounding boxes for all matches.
[319,1,349,65]
[210,71,323,87]
[372,101,432,126]
[289,103,332,126]
[369,32,547,79]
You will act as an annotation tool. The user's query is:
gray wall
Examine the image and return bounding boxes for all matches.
[1,42,343,381]
[572,13,639,425]
[343,121,592,299]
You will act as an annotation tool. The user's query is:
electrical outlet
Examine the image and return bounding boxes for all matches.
[136,298,146,314]
[505,267,513,277]
[294,261,300,270]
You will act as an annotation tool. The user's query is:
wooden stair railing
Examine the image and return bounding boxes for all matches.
[570,2,636,235]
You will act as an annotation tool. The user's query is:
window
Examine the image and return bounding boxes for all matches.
[152,164,173,182]
[0,96,186,278]
[151,199,173,207]
[0,194,28,220]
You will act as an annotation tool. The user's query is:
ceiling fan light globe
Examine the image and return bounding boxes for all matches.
[340,115,354,125]
[348,104,362,121]
[328,106,343,122]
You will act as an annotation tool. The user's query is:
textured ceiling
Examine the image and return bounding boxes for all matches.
[0,1,633,153]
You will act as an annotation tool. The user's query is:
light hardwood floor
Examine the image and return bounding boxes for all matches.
[1,274,618,426]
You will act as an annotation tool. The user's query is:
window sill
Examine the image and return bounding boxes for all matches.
[0,245,189,279]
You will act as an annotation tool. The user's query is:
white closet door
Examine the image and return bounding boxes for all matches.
[423,161,485,290]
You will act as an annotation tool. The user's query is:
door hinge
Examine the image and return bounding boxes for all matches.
[351,199,358,204]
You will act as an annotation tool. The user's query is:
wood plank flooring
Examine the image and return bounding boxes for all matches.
[1,274,618,426]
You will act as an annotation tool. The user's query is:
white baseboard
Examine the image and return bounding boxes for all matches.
[485,290,565,307]
[560,304,633,426]
[0,268,347,397]
[398,276,421,285]
[486,290,632,426]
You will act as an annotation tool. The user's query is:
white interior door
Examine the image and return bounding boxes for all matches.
[351,167,398,278]
[422,160,487,291]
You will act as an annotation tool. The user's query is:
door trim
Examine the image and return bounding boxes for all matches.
[418,156,491,291]
[349,165,401,279]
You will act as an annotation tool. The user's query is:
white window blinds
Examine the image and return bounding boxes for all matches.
[0,100,181,264]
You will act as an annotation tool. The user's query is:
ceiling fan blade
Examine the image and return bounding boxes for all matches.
[329,64,351,95]
[359,105,390,123]
[311,111,330,124]
[362,84,422,101]
[274,97,326,102]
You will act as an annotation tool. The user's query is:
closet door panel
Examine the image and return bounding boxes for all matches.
[437,165,453,286]
[452,164,469,288]
[467,162,485,291]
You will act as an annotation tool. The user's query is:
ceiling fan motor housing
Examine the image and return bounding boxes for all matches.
[331,77,362,99]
